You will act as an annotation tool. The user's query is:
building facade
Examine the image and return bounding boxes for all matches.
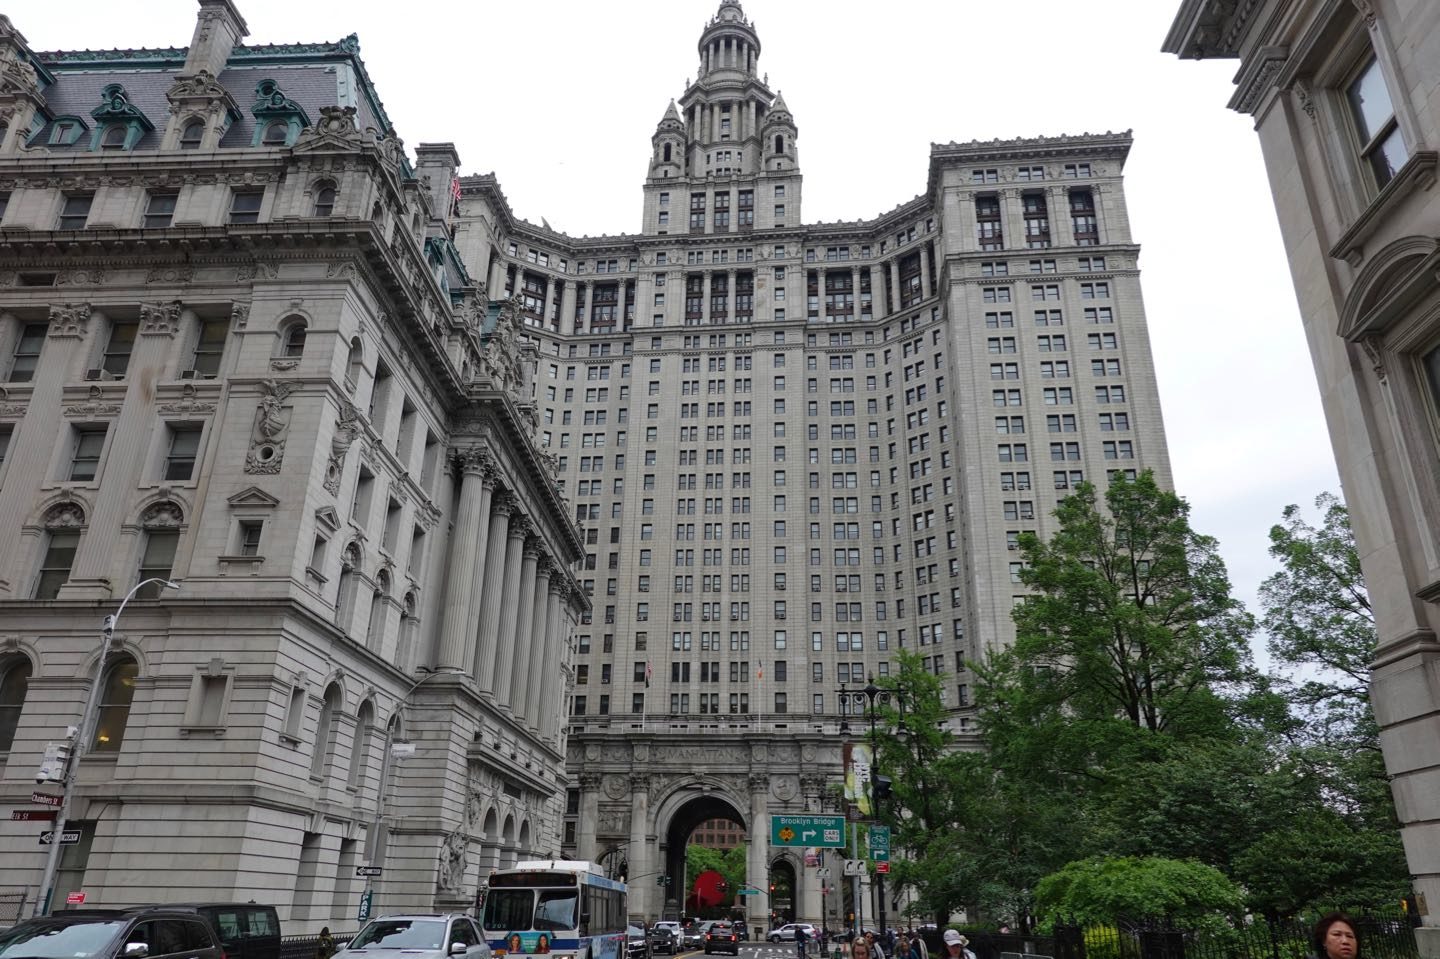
[0,1,585,928]
[449,0,1173,927]
[1165,2,1440,954]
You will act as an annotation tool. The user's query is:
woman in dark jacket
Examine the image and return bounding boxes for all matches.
[1311,912,1360,959]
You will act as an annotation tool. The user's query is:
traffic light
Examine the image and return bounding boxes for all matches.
[769,883,776,894]
[874,775,893,801]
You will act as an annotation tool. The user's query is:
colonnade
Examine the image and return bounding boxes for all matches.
[433,446,575,741]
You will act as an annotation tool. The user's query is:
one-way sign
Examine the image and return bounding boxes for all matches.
[39,830,81,846]
[355,866,383,878]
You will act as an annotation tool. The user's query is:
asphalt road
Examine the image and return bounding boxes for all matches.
[665,945,813,959]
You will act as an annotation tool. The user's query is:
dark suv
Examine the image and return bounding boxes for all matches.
[704,922,739,956]
[0,909,224,959]
[162,904,281,959]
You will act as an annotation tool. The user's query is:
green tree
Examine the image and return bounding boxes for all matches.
[1034,856,1242,925]
[1006,471,1255,736]
[686,842,747,914]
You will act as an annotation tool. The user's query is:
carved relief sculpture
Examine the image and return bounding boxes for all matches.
[323,399,362,494]
[244,379,298,474]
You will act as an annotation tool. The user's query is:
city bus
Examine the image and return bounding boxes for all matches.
[480,861,627,959]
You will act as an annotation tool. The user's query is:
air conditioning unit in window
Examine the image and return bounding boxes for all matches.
[84,369,112,382]
[179,369,198,380]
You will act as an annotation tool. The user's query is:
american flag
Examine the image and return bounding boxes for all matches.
[450,177,462,202]
[645,662,652,688]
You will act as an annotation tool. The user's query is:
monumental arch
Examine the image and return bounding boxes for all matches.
[571,733,843,927]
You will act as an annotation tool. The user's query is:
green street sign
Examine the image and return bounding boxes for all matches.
[771,814,846,848]
[357,888,373,923]
[868,825,891,862]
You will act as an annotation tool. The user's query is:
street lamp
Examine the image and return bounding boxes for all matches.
[836,677,902,937]
[34,577,180,916]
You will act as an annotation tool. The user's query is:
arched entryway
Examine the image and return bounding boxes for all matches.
[663,792,746,917]
[768,857,798,927]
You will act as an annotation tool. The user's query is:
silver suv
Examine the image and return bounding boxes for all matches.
[333,915,489,959]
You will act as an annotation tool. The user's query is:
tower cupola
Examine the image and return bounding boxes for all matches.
[761,90,798,172]
[650,99,686,178]
[698,0,760,80]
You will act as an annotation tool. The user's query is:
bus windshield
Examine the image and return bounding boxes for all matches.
[482,889,579,932]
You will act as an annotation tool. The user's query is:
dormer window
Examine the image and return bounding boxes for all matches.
[48,118,86,147]
[88,84,153,152]
[179,120,204,150]
[250,79,310,148]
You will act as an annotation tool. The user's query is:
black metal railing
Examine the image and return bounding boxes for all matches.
[278,933,355,959]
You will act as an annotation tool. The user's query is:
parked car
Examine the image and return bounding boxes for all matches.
[627,925,648,959]
[331,915,488,959]
[767,924,818,943]
[0,908,224,959]
[731,922,748,943]
[703,922,739,956]
[680,923,704,950]
[161,903,281,959]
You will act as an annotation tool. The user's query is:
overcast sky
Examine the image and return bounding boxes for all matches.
[18,0,1343,665]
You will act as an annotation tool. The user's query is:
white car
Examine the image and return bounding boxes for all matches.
[767,924,817,943]
[333,915,490,959]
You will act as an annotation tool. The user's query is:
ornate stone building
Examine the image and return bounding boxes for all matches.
[1166,2,1440,954]
[0,1,584,929]
[452,0,1174,928]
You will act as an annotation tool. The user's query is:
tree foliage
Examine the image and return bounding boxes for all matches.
[1034,856,1242,925]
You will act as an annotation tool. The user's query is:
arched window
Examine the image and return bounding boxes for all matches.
[346,337,364,390]
[365,570,390,651]
[92,655,139,752]
[313,182,337,217]
[101,125,128,150]
[35,502,85,600]
[0,656,32,752]
[262,120,289,146]
[774,134,784,155]
[310,683,342,779]
[280,318,308,358]
[348,699,373,791]
[336,542,361,629]
[179,119,204,150]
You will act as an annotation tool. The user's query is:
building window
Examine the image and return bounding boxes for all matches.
[136,529,179,596]
[0,655,31,752]
[1424,343,1440,421]
[280,319,308,358]
[101,322,138,377]
[1346,55,1408,191]
[190,320,228,376]
[164,425,203,481]
[68,426,108,482]
[261,120,290,146]
[236,520,264,557]
[229,190,263,224]
[179,119,204,149]
[8,323,46,382]
[58,194,93,230]
[310,684,341,779]
[313,182,337,217]
[143,192,178,229]
[92,656,139,752]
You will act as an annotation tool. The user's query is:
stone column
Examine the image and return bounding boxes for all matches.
[581,281,593,332]
[491,516,532,710]
[507,543,542,717]
[474,496,515,692]
[488,256,506,297]
[816,266,826,322]
[436,448,493,672]
[560,281,577,335]
[888,259,901,314]
[1001,189,1025,251]
[543,276,556,330]
[852,267,862,320]
[801,851,822,927]
[702,271,713,324]
[522,560,554,728]
[576,773,601,863]
[919,241,933,300]
[747,774,770,929]
[727,269,736,322]
[1049,186,1073,248]
[541,583,567,741]
[628,774,651,920]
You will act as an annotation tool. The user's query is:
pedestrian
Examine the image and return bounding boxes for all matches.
[941,930,974,959]
[911,929,928,959]
[864,931,884,959]
[895,933,920,959]
[1311,912,1361,959]
[797,924,809,959]
[850,938,869,959]
[315,928,336,959]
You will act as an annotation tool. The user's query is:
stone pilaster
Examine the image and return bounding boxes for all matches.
[473,495,514,692]
[435,448,491,672]
[507,542,542,716]
[491,516,532,710]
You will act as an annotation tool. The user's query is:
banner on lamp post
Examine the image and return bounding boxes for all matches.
[843,742,873,818]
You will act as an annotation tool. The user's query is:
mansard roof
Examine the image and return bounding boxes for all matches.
[30,34,394,151]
